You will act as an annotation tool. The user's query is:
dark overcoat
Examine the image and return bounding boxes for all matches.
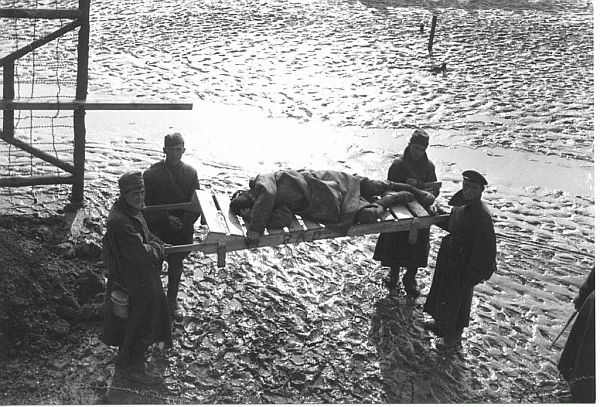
[102,197,173,349]
[558,268,595,402]
[248,170,366,234]
[143,160,200,245]
[423,191,496,335]
[373,147,438,268]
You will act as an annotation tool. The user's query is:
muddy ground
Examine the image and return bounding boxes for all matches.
[0,0,595,403]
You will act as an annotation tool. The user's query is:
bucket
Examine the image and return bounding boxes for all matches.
[111,289,129,319]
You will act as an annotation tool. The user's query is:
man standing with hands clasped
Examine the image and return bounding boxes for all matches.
[143,133,200,322]
[423,170,497,349]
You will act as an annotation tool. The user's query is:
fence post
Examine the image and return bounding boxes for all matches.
[428,15,437,53]
[72,0,90,204]
[2,61,15,139]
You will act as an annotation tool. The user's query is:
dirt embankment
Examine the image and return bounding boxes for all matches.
[0,213,109,404]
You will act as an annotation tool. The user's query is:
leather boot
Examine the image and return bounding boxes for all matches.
[388,182,435,207]
[439,329,464,350]
[402,268,420,297]
[375,191,415,211]
[383,267,400,291]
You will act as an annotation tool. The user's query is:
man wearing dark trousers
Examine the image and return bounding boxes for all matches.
[423,170,497,349]
[143,133,199,322]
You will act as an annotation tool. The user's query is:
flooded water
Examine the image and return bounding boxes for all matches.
[0,0,595,402]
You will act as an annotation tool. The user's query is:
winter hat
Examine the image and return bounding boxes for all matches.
[409,129,429,148]
[164,132,185,148]
[462,170,488,187]
[119,171,145,194]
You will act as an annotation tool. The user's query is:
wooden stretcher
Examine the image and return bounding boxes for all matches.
[153,187,449,267]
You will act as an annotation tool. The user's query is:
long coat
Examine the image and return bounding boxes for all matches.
[558,268,595,402]
[248,170,366,234]
[102,197,173,349]
[423,191,496,335]
[373,147,438,268]
[143,160,200,245]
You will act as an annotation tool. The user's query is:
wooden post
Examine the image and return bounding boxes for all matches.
[72,0,90,204]
[2,61,15,139]
[428,15,437,53]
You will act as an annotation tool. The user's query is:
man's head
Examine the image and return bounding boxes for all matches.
[163,132,186,165]
[461,170,487,201]
[230,189,255,217]
[408,129,429,161]
[119,170,145,210]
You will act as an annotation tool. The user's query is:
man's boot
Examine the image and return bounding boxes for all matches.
[402,267,420,297]
[375,191,415,209]
[167,257,185,322]
[383,266,400,291]
[388,182,435,207]
[125,346,164,385]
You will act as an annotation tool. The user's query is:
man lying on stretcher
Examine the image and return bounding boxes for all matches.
[230,169,436,245]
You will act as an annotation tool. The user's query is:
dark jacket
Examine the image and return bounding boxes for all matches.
[247,170,367,234]
[558,268,595,402]
[373,148,439,268]
[143,160,200,245]
[423,190,496,334]
[102,197,172,349]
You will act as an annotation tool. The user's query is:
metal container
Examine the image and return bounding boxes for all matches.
[111,289,129,319]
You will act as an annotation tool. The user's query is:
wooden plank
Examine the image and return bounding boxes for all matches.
[214,193,245,237]
[406,200,430,217]
[379,208,395,221]
[165,213,450,255]
[389,204,413,220]
[287,216,305,232]
[300,217,323,231]
[0,174,74,187]
[0,99,193,111]
[0,8,81,19]
[196,191,228,235]
[0,135,76,173]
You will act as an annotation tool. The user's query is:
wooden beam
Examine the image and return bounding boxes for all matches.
[76,0,89,100]
[2,61,15,138]
[0,174,74,187]
[71,0,90,204]
[0,136,76,174]
[0,19,81,65]
[0,99,194,110]
[165,214,450,255]
[0,8,81,19]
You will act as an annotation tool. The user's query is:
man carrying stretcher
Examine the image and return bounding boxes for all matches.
[230,169,436,246]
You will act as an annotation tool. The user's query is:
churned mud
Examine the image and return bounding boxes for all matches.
[0,0,594,403]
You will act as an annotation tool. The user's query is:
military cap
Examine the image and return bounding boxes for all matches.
[164,132,185,148]
[462,170,488,187]
[409,129,429,148]
[118,170,145,194]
